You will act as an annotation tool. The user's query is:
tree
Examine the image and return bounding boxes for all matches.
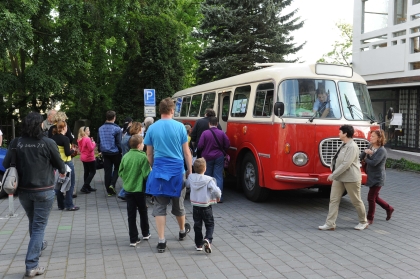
[317,22,352,66]
[194,0,304,84]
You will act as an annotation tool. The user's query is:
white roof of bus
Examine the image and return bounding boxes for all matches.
[173,63,366,97]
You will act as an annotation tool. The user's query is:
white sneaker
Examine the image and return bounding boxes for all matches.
[195,245,203,251]
[129,239,141,247]
[354,223,369,230]
[318,224,335,231]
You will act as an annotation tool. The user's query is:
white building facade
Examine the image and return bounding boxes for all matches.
[353,0,420,151]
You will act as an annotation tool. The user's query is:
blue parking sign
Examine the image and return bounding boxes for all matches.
[144,89,155,106]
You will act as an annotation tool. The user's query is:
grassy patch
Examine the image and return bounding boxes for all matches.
[386,158,420,172]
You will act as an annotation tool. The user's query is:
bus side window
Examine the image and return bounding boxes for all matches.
[181,96,191,117]
[231,85,251,117]
[222,95,230,121]
[189,94,202,117]
[253,82,274,117]
[199,92,216,117]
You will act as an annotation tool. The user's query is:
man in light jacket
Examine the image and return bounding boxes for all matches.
[319,125,368,231]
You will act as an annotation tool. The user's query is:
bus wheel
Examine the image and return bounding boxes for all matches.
[241,153,268,202]
[318,187,347,197]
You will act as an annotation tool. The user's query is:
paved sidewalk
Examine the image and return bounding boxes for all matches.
[1,158,420,279]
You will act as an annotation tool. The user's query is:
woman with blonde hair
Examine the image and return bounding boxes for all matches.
[48,111,74,143]
[78,126,97,194]
[360,130,394,224]
[52,121,79,211]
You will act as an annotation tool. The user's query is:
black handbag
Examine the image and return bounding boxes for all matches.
[95,155,104,170]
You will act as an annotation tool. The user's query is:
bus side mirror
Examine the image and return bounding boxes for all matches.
[222,114,228,122]
[387,107,394,120]
[274,102,284,117]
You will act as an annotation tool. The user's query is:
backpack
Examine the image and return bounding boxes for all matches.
[0,138,19,195]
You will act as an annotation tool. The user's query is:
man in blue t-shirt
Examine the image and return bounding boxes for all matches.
[144,97,193,253]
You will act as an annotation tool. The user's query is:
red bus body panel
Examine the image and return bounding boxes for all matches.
[226,122,376,190]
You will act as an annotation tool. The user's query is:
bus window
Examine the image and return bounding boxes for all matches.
[253,83,274,117]
[199,92,216,117]
[222,95,230,121]
[189,94,202,117]
[231,85,251,117]
[279,79,341,119]
[180,96,191,117]
[338,82,374,121]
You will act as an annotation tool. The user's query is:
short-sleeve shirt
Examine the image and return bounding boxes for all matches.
[0,129,2,136]
[313,99,331,111]
[144,119,187,160]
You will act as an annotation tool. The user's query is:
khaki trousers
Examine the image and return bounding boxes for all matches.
[326,180,367,227]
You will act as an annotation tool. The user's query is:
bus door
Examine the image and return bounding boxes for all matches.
[218,92,231,132]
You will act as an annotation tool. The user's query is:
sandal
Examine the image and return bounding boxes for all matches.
[66,207,80,211]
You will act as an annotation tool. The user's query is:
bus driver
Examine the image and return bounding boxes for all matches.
[313,89,335,118]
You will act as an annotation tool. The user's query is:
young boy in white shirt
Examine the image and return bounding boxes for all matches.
[186,158,221,253]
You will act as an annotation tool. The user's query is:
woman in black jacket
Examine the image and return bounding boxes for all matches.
[360,130,394,224]
[3,112,66,277]
[51,121,79,211]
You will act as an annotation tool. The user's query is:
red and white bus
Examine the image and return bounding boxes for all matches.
[173,63,379,202]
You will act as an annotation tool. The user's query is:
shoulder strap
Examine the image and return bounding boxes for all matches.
[10,138,20,167]
[209,129,225,155]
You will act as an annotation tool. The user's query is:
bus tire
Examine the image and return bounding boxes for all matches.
[318,187,347,198]
[241,153,268,202]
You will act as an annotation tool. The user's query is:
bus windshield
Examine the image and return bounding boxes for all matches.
[338,82,375,121]
[278,79,341,119]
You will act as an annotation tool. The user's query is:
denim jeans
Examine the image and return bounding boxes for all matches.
[82,161,96,187]
[125,192,149,243]
[19,189,55,270]
[118,188,127,198]
[56,161,75,209]
[205,156,224,200]
[103,154,122,193]
[193,205,214,246]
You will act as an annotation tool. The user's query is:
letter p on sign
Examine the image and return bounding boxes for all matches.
[144,89,156,106]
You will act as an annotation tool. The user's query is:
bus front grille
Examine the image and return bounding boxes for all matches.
[319,138,370,167]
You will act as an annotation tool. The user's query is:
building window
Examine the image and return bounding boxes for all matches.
[361,46,370,51]
[394,0,407,24]
[392,40,398,45]
[414,0,420,4]
[393,30,406,37]
[402,38,407,43]
[411,27,420,33]
[361,35,387,44]
[412,13,420,20]
[411,36,420,53]
[373,42,388,49]
[362,0,388,33]
[410,62,420,70]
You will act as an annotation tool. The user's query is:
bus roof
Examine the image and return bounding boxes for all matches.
[173,63,366,97]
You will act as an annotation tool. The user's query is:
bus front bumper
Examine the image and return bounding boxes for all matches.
[271,171,367,185]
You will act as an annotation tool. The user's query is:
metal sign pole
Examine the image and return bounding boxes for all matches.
[7,194,18,218]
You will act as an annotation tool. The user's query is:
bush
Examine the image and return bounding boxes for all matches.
[386,158,420,172]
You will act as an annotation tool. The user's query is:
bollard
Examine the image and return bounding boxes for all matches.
[7,194,18,218]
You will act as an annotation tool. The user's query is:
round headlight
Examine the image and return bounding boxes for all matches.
[293,152,308,166]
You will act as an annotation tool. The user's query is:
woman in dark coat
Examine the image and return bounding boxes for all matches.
[360,130,394,224]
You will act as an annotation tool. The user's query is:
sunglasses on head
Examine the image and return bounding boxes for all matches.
[83,126,89,132]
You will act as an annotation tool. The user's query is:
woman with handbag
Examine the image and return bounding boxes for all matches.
[77,126,97,194]
[2,112,66,277]
[360,130,394,224]
[197,117,230,202]
[52,121,79,211]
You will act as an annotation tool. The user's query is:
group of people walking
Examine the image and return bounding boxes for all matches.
[319,125,394,231]
[2,102,394,278]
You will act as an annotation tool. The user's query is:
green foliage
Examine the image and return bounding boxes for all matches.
[195,0,304,84]
[386,158,420,172]
[317,22,352,66]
